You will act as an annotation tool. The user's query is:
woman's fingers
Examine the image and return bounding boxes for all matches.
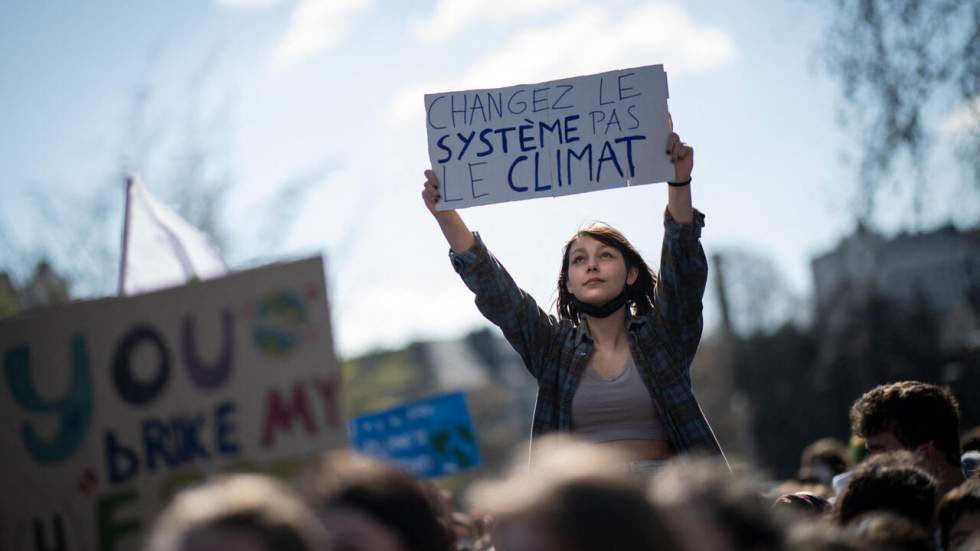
[675,143,691,161]
[666,136,692,163]
[422,178,441,205]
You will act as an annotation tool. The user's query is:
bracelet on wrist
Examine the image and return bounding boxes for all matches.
[667,178,691,187]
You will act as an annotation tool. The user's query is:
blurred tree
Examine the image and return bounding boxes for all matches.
[821,0,979,221]
[0,273,17,319]
[712,247,806,338]
[0,44,334,304]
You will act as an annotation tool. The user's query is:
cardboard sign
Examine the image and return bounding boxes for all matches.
[350,392,481,478]
[0,257,343,551]
[425,64,673,210]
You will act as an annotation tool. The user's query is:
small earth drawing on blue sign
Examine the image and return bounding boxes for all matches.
[430,425,477,469]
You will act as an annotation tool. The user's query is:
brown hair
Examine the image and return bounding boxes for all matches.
[798,437,850,483]
[938,478,980,550]
[832,451,937,529]
[847,511,933,551]
[850,380,962,467]
[962,426,980,454]
[472,436,677,551]
[306,451,455,551]
[556,223,657,323]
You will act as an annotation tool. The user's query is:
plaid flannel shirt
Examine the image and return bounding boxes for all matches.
[449,208,725,460]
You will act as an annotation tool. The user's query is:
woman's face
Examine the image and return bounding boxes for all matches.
[565,235,638,306]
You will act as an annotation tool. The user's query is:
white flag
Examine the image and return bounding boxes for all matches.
[119,175,228,296]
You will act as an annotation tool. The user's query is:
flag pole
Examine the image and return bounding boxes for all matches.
[118,175,135,296]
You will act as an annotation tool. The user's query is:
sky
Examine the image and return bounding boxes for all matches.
[1,0,975,358]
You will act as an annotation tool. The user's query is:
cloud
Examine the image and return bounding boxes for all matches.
[411,0,571,44]
[269,0,372,71]
[937,95,980,138]
[389,2,736,125]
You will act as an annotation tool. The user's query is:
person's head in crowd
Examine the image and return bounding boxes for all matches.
[963,428,980,454]
[833,451,937,530]
[938,478,980,551]
[650,457,786,551]
[471,435,678,551]
[772,491,832,518]
[787,523,861,551]
[850,380,964,493]
[306,451,455,551]
[846,511,933,551]
[798,438,850,486]
[146,474,329,551]
[770,479,833,505]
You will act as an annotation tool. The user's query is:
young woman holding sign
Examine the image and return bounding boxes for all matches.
[421,124,725,472]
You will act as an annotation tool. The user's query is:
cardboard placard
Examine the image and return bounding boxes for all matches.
[425,64,672,210]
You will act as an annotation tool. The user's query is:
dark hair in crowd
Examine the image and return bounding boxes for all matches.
[798,437,850,484]
[787,523,862,551]
[527,477,679,551]
[833,451,937,529]
[850,380,963,467]
[306,451,455,551]
[847,511,933,551]
[938,478,980,551]
[962,427,980,454]
[556,223,658,322]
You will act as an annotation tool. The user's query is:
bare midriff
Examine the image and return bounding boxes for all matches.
[601,438,675,460]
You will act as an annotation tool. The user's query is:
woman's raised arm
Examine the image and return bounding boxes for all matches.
[665,118,694,223]
[653,125,707,364]
[422,169,475,253]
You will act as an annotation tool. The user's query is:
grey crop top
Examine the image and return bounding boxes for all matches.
[571,353,667,442]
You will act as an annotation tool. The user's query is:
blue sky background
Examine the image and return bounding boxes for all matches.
[1,1,975,357]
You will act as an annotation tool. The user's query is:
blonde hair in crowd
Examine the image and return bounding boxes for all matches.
[145,474,328,551]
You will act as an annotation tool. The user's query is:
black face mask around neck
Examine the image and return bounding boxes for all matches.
[571,286,629,319]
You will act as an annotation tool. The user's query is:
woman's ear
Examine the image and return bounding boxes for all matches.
[627,267,639,286]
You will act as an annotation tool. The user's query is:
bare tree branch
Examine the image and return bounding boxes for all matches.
[820,0,980,222]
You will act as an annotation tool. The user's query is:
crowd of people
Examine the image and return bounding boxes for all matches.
[140,128,980,550]
[145,379,980,551]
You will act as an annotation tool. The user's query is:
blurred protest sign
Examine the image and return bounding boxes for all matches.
[120,175,227,296]
[350,392,482,478]
[424,64,672,210]
[0,257,342,551]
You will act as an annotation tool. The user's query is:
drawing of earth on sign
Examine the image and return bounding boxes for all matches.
[251,290,309,357]
[430,424,479,472]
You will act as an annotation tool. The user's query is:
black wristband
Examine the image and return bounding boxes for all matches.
[667,178,691,187]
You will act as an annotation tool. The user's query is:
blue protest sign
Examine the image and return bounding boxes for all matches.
[349,392,482,478]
